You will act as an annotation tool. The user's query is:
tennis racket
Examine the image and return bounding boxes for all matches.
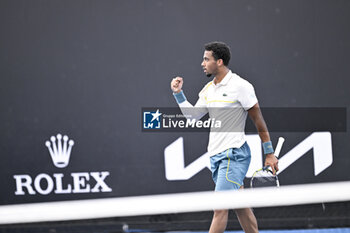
[250,137,285,188]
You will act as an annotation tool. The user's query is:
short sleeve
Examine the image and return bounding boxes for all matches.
[237,82,258,111]
[195,81,211,108]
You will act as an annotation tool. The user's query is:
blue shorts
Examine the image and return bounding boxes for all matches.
[210,142,251,191]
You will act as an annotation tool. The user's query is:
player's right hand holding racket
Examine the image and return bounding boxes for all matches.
[265,151,279,175]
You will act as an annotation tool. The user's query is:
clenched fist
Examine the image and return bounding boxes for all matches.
[170,77,183,93]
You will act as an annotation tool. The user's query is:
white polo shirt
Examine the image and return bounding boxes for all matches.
[179,70,258,157]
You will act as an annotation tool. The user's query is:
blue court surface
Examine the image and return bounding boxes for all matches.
[182,228,350,233]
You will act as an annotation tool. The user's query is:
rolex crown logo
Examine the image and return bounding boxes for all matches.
[45,134,74,168]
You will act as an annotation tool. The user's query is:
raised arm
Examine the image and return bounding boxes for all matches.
[171,77,208,120]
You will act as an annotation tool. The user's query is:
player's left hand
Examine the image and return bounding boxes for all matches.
[265,153,279,175]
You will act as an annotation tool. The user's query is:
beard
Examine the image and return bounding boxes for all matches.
[206,73,212,78]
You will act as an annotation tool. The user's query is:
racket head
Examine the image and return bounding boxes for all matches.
[250,166,280,188]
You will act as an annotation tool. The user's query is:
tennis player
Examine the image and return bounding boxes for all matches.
[170,42,278,233]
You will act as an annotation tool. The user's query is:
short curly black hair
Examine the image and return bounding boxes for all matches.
[204,42,231,66]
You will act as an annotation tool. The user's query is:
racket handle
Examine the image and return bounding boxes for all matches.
[274,137,285,158]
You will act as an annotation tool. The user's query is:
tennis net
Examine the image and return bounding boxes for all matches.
[0,181,349,232]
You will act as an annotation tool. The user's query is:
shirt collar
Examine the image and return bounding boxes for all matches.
[213,70,232,87]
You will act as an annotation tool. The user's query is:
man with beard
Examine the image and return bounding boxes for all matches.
[170,41,278,233]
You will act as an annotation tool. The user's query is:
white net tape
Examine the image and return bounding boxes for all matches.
[0,181,349,225]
